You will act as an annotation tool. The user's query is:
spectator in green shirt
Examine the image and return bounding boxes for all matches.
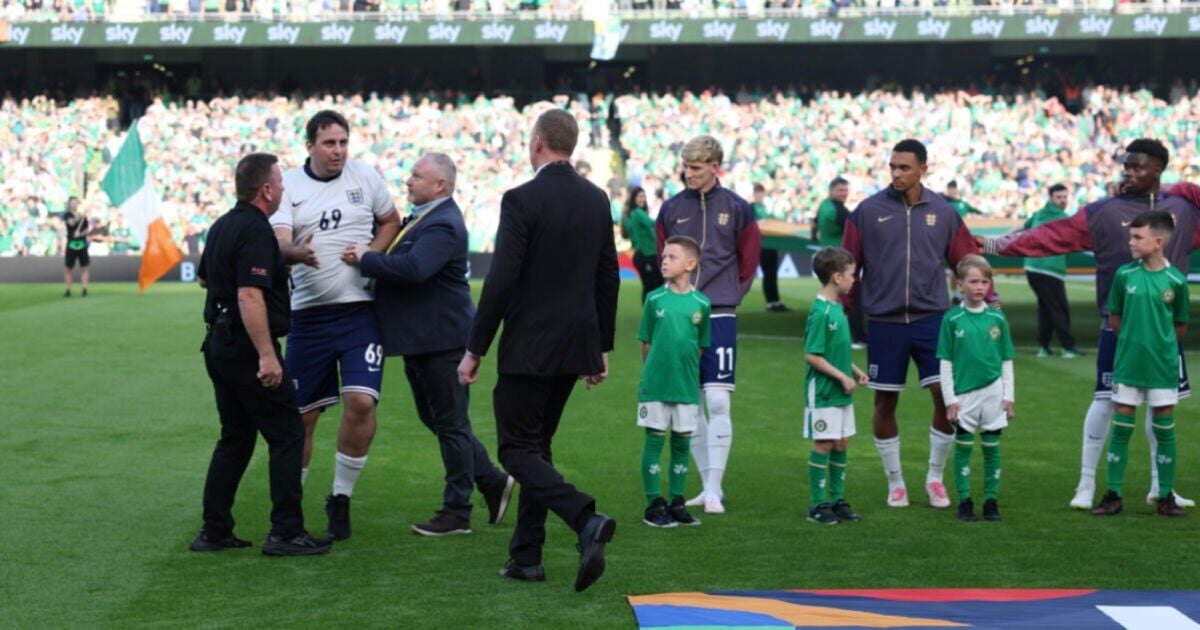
[944,181,984,218]
[621,186,663,303]
[755,183,790,313]
[812,177,849,248]
[1020,183,1080,358]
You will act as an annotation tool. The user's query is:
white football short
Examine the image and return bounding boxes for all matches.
[637,402,700,433]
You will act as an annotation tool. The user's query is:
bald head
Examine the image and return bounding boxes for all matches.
[406,152,457,206]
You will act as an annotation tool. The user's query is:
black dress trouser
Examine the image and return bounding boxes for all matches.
[632,251,664,303]
[403,349,508,520]
[493,373,596,566]
[1027,271,1076,351]
[201,332,305,539]
[760,248,780,304]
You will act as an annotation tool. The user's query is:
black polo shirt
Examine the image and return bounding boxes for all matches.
[199,201,290,337]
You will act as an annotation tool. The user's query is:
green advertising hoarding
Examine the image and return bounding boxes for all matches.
[3,13,1199,47]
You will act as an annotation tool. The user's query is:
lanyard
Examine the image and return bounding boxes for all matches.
[386,210,431,254]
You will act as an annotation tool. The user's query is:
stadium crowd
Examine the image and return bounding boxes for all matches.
[1,0,1187,22]
[4,82,1200,257]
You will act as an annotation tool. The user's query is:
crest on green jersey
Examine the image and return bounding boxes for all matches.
[692,311,702,325]
[989,325,1001,340]
[1163,289,1176,303]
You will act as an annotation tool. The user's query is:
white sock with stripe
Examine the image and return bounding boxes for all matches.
[927,427,954,483]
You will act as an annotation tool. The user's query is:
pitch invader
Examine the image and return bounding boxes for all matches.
[983,139,1198,510]
[656,135,762,515]
[1092,211,1189,517]
[937,256,1014,523]
[842,139,988,509]
[271,110,401,539]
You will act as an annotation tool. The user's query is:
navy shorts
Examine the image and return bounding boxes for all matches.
[866,313,943,391]
[700,314,736,391]
[285,302,384,414]
[1094,325,1190,400]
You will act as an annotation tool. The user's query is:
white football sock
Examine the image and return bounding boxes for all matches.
[690,406,710,492]
[301,467,309,487]
[704,389,732,499]
[1079,398,1114,488]
[1145,406,1160,493]
[927,427,954,483]
[332,452,367,497]
[874,436,904,489]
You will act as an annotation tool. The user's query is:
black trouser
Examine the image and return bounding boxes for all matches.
[760,248,780,304]
[632,251,664,303]
[403,349,507,520]
[1026,271,1076,350]
[494,374,596,566]
[201,333,305,539]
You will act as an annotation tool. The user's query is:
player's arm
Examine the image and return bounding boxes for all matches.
[982,210,1091,258]
[274,226,319,267]
[804,353,856,393]
[636,298,655,363]
[359,221,456,284]
[735,200,762,297]
[936,316,959,412]
[1107,271,1125,336]
[1001,359,1015,419]
[654,200,670,264]
[841,207,865,301]
[1175,279,1189,339]
[642,342,649,363]
[238,286,281,389]
[368,210,401,253]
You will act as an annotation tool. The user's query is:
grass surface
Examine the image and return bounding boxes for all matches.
[2,277,1198,628]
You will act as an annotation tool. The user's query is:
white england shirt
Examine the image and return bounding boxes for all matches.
[271,159,396,310]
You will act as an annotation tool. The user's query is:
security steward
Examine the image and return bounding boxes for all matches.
[191,153,332,557]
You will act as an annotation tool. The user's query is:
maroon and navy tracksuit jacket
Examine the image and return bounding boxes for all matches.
[842,185,982,323]
[990,187,1200,317]
[656,181,762,312]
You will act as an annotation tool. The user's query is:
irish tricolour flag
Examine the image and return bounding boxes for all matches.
[102,120,183,291]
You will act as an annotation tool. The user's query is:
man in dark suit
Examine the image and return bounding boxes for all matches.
[458,110,620,592]
[343,153,515,537]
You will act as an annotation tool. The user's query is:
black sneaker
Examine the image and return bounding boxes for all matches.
[189,530,252,552]
[499,559,546,582]
[643,497,676,528]
[81,288,88,297]
[483,474,515,525]
[667,496,700,526]
[831,499,861,522]
[1091,490,1123,516]
[807,503,838,525]
[1157,494,1188,517]
[957,498,978,522]
[325,494,352,540]
[766,302,791,313]
[63,289,71,298]
[262,532,332,556]
[412,511,472,536]
[982,498,1001,521]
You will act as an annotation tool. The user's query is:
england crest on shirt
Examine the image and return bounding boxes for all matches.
[346,188,364,205]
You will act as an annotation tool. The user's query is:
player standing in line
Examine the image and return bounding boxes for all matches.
[636,236,710,528]
[1092,211,1189,517]
[937,255,1014,523]
[841,139,987,509]
[656,135,762,515]
[271,110,401,539]
[982,139,1198,510]
[803,247,868,525]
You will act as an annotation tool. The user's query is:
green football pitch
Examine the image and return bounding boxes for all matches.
[3,278,1198,628]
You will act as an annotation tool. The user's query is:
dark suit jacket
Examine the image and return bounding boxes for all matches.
[360,198,475,357]
[467,162,619,376]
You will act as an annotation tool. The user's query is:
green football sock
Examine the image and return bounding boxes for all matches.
[829,449,848,503]
[1106,413,1136,497]
[954,435,974,503]
[809,450,830,506]
[668,432,691,502]
[981,433,1001,501]
[1152,414,1177,498]
[641,430,666,507]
